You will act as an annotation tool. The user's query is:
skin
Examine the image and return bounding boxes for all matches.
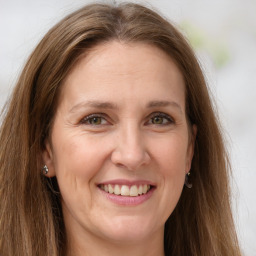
[43,41,196,256]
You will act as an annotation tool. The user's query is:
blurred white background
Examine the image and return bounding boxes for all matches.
[0,0,255,255]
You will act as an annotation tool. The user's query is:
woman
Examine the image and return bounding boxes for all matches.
[0,2,242,256]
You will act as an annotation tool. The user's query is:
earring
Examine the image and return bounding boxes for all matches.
[42,165,49,175]
[185,172,192,189]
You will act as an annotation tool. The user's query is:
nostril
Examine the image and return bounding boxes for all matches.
[115,163,126,169]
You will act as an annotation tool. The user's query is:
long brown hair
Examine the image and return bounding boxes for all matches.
[0,3,241,255]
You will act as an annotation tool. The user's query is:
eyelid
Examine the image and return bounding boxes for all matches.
[146,112,174,125]
[79,112,174,126]
[80,113,110,125]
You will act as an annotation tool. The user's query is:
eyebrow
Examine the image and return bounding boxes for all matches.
[69,100,118,113]
[69,100,182,113]
[146,100,183,113]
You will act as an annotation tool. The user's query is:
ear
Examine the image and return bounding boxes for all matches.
[42,140,56,177]
[185,124,197,174]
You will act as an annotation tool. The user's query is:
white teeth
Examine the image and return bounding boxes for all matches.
[108,184,114,194]
[130,185,139,197]
[101,184,151,196]
[120,185,130,196]
[142,184,148,194]
[138,185,143,195]
[114,185,121,195]
[104,184,109,192]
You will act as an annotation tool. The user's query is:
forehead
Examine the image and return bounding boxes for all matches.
[59,41,185,110]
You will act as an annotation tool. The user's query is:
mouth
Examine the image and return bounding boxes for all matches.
[98,184,153,197]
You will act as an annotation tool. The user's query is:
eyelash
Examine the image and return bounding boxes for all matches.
[80,112,174,126]
[80,113,108,126]
[147,112,174,125]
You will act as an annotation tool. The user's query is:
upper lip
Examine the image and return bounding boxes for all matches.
[97,179,156,187]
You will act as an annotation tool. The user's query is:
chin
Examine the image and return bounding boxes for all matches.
[97,215,160,243]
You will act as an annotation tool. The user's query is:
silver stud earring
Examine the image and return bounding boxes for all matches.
[185,172,192,189]
[42,165,49,175]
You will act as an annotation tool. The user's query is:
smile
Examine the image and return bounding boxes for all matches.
[99,184,151,197]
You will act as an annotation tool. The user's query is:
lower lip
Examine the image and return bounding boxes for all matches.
[99,187,155,206]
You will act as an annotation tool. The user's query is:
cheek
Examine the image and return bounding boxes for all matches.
[146,135,188,223]
[151,134,188,200]
[51,132,106,195]
[51,133,109,212]
[53,132,104,172]
[151,134,189,175]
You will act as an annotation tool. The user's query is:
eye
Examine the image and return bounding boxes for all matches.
[81,114,108,126]
[147,112,174,125]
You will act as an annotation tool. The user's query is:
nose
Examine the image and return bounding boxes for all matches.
[111,123,151,171]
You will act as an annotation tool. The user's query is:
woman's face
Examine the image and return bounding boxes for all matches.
[43,41,196,246]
